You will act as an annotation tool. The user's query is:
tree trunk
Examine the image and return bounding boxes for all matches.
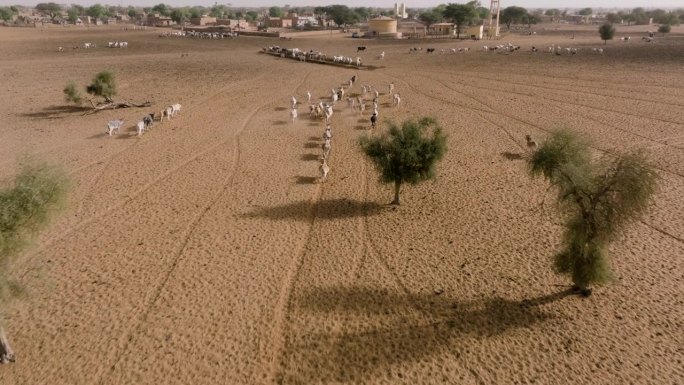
[391,181,401,205]
[83,100,152,115]
[0,325,15,364]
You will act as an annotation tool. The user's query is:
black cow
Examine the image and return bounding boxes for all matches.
[426,48,436,53]
[357,46,367,52]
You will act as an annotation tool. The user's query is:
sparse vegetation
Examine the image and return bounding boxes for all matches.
[359,117,447,205]
[86,71,117,103]
[63,71,149,114]
[63,81,82,105]
[599,23,615,44]
[528,130,658,296]
[658,24,671,34]
[0,158,69,363]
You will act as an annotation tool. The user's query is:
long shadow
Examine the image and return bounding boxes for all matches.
[354,125,367,131]
[308,136,321,141]
[243,198,386,221]
[279,286,571,383]
[501,151,525,161]
[274,106,287,111]
[273,120,288,126]
[19,105,91,119]
[87,132,109,139]
[295,176,318,184]
[304,142,319,149]
[300,153,320,161]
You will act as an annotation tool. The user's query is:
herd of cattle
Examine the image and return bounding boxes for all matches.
[263,46,364,67]
[159,30,239,39]
[287,73,404,182]
[57,41,128,51]
[105,103,181,137]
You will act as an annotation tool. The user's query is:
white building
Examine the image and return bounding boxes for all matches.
[394,3,408,19]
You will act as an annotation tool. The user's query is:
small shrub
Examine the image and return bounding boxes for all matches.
[658,24,671,34]
[86,71,116,102]
[63,81,82,105]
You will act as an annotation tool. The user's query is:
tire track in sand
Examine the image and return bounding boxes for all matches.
[97,101,264,385]
[267,70,329,384]
[18,76,270,279]
[384,72,684,246]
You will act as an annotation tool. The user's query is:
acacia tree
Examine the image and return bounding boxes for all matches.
[64,71,150,113]
[528,130,658,296]
[35,2,62,20]
[419,9,443,31]
[501,6,527,29]
[360,117,447,205]
[444,3,477,38]
[658,24,671,34]
[598,22,615,44]
[86,71,116,103]
[0,159,69,363]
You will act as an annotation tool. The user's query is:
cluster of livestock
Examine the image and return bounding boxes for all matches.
[107,41,129,48]
[409,47,471,54]
[57,41,128,51]
[262,46,364,67]
[158,30,239,39]
[287,73,404,182]
[105,103,181,137]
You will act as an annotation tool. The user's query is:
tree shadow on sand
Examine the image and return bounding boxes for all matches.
[300,153,321,161]
[279,286,572,383]
[501,151,525,161]
[19,105,92,119]
[243,199,386,221]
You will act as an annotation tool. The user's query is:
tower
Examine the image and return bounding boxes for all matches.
[487,0,500,39]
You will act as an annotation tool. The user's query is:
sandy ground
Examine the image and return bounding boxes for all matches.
[0,23,683,384]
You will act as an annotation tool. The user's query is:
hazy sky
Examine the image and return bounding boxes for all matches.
[2,0,682,9]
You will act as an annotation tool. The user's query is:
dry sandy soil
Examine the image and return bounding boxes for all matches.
[0,23,683,384]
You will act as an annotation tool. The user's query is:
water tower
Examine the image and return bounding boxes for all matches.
[487,0,501,38]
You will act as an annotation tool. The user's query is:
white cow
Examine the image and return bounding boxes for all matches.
[290,107,298,123]
[318,157,329,182]
[106,119,124,136]
[136,121,145,136]
[171,103,181,117]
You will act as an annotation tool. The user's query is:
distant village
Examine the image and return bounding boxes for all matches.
[0,2,681,39]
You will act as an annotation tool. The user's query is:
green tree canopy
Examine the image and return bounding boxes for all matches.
[528,130,658,296]
[501,6,528,29]
[353,7,370,21]
[171,8,189,23]
[578,7,592,16]
[444,3,477,38]
[245,10,258,22]
[86,4,108,19]
[210,5,233,19]
[35,2,62,20]
[0,158,69,363]
[269,6,283,17]
[151,3,171,17]
[658,24,671,33]
[86,71,117,103]
[419,8,443,29]
[359,117,447,205]
[0,7,17,21]
[315,5,358,26]
[598,22,615,44]
[545,8,559,16]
